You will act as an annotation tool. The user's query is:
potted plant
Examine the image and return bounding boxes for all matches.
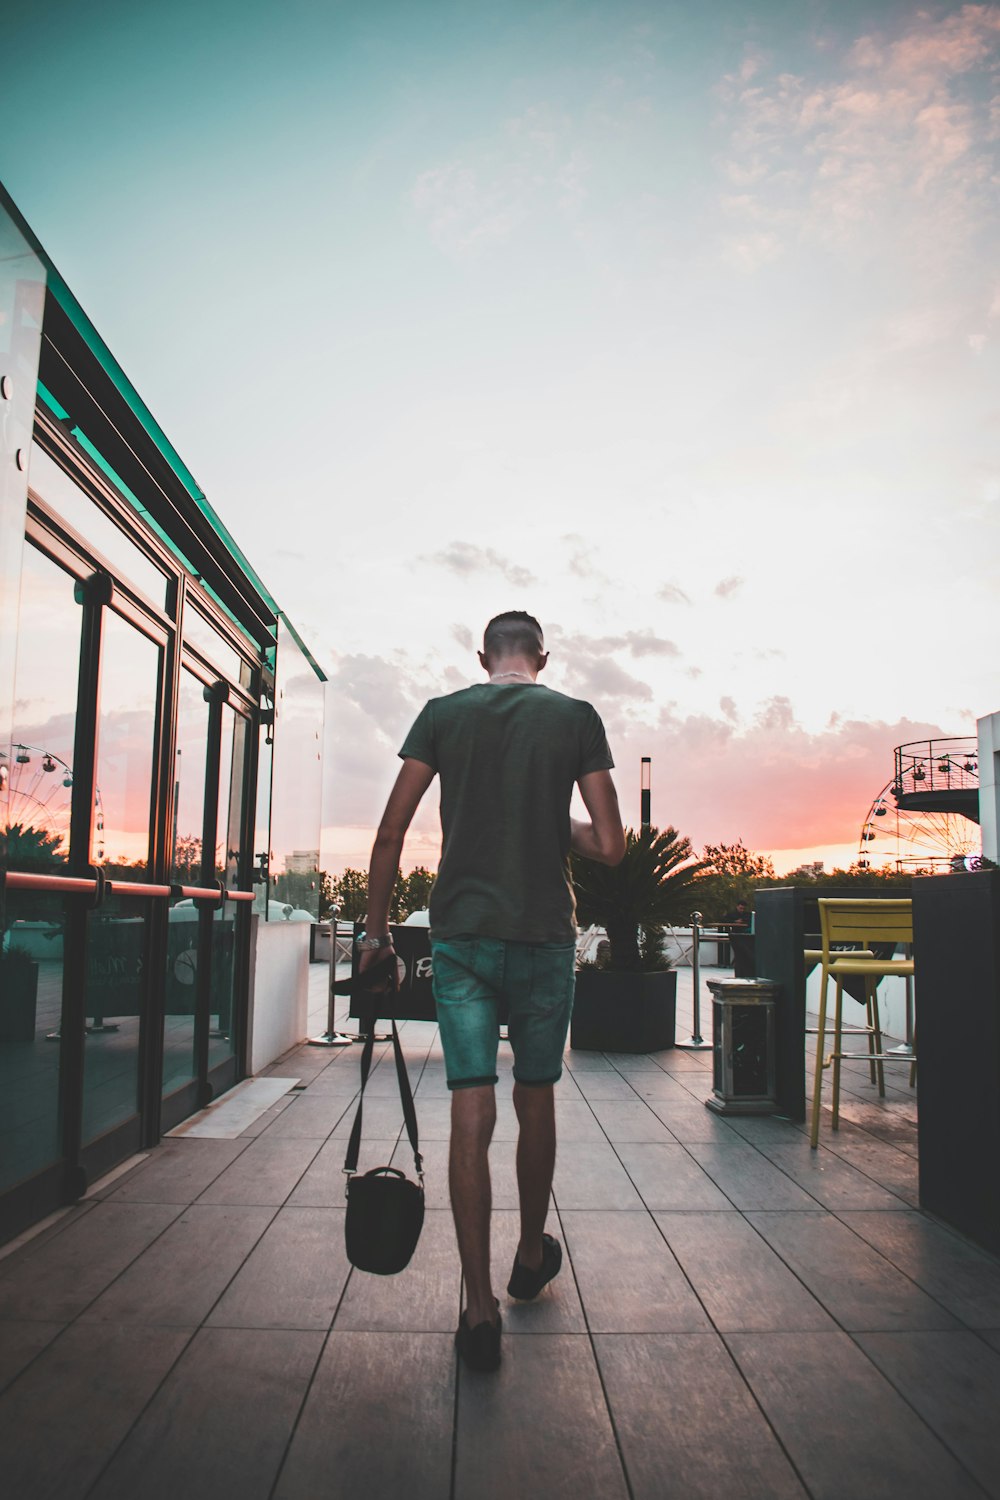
[0,943,40,1043]
[571,825,706,1053]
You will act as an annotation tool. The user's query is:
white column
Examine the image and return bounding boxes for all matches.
[977,711,1000,863]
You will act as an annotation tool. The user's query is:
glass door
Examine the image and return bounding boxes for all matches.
[81,608,162,1150]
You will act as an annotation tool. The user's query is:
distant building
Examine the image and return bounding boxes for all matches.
[787,860,825,879]
[286,849,320,874]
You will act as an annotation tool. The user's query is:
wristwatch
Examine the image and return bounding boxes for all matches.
[355,934,393,951]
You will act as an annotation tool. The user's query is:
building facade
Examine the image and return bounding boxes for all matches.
[0,187,325,1242]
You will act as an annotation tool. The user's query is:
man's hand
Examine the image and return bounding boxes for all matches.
[357,940,396,986]
[572,770,626,865]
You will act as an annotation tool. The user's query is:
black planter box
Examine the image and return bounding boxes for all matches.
[0,960,39,1043]
[571,968,676,1053]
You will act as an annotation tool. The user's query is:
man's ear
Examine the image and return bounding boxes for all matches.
[537,651,549,674]
[478,650,489,673]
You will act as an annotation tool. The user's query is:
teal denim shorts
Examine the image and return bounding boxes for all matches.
[430,936,577,1090]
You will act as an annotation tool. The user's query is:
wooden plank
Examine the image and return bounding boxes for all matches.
[857,1330,1000,1498]
[195,1135,324,1207]
[88,1328,323,1500]
[645,1103,740,1143]
[0,1201,183,1321]
[837,1210,1000,1327]
[655,1211,835,1332]
[207,1206,350,1331]
[570,1071,643,1102]
[585,1100,676,1143]
[595,1332,807,1499]
[455,1332,628,1500]
[754,1141,910,1211]
[0,1322,191,1500]
[274,1332,455,1500]
[727,1330,984,1499]
[561,1210,710,1332]
[77,1204,277,1326]
[745,1211,958,1331]
[553,1139,645,1210]
[810,1133,919,1207]
[335,1209,460,1332]
[686,1143,817,1211]
[107,1138,251,1202]
[260,1092,358,1138]
[553,1098,613,1142]
[613,1143,730,1210]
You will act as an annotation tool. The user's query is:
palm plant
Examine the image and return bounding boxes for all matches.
[573,825,707,971]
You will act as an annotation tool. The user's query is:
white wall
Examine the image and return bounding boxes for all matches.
[248,918,311,1074]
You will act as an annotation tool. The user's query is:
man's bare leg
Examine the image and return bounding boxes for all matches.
[512,1081,556,1271]
[450,1084,498,1326]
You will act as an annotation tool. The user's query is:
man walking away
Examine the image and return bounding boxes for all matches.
[359,610,625,1371]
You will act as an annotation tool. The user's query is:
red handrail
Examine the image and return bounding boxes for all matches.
[4,870,258,905]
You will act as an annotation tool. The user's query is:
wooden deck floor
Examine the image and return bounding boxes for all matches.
[2,965,1000,1499]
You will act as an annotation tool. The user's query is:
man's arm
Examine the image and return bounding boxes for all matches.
[571,769,626,865]
[362,758,436,954]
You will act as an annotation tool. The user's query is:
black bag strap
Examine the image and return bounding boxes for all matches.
[343,956,423,1183]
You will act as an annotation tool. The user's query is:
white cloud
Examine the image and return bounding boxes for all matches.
[717,6,1000,261]
[422,541,536,589]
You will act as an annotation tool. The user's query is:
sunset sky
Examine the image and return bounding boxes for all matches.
[4,0,998,875]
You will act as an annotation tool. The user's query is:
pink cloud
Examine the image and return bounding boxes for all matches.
[615,705,957,850]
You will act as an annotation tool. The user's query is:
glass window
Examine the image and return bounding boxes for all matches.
[268,621,324,920]
[0,889,66,1194]
[2,543,80,1194]
[28,442,167,608]
[6,543,81,870]
[93,612,161,877]
[183,601,245,685]
[164,670,211,1098]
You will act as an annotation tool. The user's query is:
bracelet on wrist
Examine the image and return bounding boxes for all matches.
[355,934,393,950]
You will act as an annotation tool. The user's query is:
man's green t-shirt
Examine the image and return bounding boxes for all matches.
[399,682,614,943]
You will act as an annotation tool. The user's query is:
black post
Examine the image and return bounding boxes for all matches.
[640,757,651,831]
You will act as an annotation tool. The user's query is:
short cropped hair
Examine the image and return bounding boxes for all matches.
[483,610,544,659]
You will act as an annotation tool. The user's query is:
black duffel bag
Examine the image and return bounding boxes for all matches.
[339,957,424,1275]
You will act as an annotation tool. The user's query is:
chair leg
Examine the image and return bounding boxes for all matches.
[809,970,830,1149]
[909,1023,917,1089]
[868,979,885,1096]
[831,980,843,1132]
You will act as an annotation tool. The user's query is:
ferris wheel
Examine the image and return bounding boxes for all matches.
[858,737,981,874]
[3,743,105,863]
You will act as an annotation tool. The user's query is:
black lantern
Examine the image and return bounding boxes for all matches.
[706,978,778,1116]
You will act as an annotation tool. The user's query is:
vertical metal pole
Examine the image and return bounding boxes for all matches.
[640,757,651,831]
[309,901,353,1046]
[676,908,712,1050]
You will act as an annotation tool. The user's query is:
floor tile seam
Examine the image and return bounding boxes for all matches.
[0,1196,102,1271]
[749,1206,966,1333]
[140,1199,286,1331]
[24,1199,191,1328]
[835,1327,998,1497]
[824,1204,1000,1331]
[265,1322,347,1500]
[193,1131,328,1207]
[76,1324,201,1500]
[549,1202,637,1500]
[721,1124,916,1214]
[714,1328,842,1500]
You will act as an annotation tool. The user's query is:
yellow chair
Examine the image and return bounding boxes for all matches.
[809,898,915,1149]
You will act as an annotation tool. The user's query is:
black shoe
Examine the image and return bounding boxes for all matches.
[455,1302,502,1372]
[507,1233,562,1301]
